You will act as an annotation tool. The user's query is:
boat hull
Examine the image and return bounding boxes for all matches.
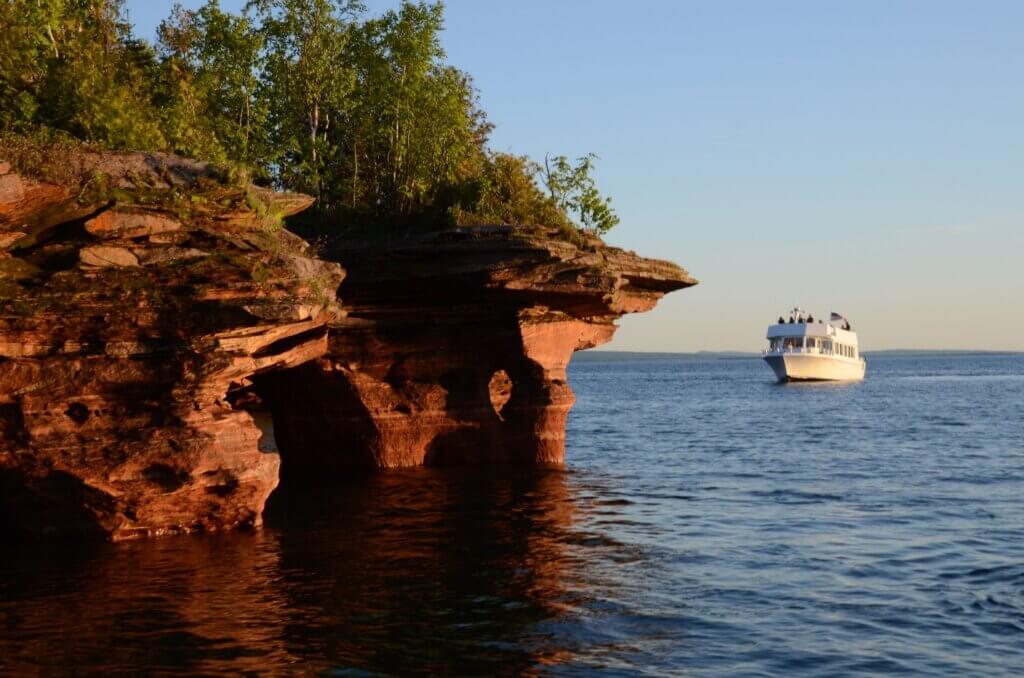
[763,354,865,382]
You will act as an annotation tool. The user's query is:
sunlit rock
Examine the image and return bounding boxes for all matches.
[0,143,694,540]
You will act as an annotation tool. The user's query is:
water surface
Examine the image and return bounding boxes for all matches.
[2,353,1023,674]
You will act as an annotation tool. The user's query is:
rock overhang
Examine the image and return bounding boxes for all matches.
[0,144,695,540]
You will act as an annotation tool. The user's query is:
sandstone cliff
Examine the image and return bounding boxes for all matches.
[0,146,694,539]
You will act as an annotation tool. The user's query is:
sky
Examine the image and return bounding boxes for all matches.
[125,0,1024,351]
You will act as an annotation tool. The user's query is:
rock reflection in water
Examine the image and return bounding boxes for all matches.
[0,467,593,674]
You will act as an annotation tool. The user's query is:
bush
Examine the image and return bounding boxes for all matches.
[450,153,569,230]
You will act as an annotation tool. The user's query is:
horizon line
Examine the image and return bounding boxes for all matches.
[586,348,1024,355]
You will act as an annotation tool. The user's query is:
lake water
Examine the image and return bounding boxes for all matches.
[2,353,1023,674]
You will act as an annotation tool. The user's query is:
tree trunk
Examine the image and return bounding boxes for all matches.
[310,103,320,165]
[352,139,358,209]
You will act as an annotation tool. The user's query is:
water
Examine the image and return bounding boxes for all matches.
[2,353,1023,675]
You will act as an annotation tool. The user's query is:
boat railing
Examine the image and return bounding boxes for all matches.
[763,346,859,358]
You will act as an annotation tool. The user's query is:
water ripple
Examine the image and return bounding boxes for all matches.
[0,353,1023,674]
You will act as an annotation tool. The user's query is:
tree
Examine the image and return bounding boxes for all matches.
[250,0,364,196]
[0,0,622,239]
[157,0,266,164]
[338,1,489,217]
[0,0,165,149]
[543,153,620,234]
[449,152,567,230]
[0,0,62,131]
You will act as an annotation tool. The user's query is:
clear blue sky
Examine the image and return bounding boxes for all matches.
[126,0,1024,351]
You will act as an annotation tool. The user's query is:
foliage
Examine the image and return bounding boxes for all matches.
[450,153,568,230]
[0,0,165,148]
[338,2,489,217]
[249,0,363,195]
[0,0,620,237]
[0,129,96,185]
[157,0,266,164]
[543,154,620,235]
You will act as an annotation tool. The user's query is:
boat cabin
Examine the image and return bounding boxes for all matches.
[765,308,859,360]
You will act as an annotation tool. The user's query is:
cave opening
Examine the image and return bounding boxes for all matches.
[231,362,380,517]
[488,369,513,420]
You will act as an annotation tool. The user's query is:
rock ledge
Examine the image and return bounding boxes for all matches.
[1,147,694,539]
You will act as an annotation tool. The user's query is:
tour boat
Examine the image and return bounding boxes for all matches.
[762,308,866,382]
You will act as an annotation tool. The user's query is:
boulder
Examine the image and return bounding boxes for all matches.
[79,245,140,268]
[85,209,182,239]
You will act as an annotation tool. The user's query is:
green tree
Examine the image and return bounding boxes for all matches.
[340,1,489,216]
[157,0,266,164]
[543,153,620,234]
[450,152,568,229]
[250,0,364,196]
[0,0,62,130]
[0,0,165,149]
[1,0,622,239]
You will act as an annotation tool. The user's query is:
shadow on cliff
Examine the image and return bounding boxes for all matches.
[0,469,111,540]
[249,362,380,479]
[247,296,566,487]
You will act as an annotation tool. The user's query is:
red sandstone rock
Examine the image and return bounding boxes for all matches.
[264,226,696,472]
[84,208,182,239]
[0,147,343,540]
[0,144,693,540]
[78,245,140,268]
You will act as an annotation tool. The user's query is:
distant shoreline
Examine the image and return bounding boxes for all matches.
[574,349,1023,362]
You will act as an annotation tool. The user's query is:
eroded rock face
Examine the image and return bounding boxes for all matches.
[1,146,694,540]
[0,151,343,539]
[262,227,696,474]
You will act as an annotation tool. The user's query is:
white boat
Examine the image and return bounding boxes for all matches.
[762,308,866,382]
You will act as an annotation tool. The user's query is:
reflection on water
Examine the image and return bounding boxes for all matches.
[0,469,608,674]
[3,354,1024,674]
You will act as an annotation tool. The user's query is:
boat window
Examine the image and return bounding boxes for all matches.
[805,337,817,350]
